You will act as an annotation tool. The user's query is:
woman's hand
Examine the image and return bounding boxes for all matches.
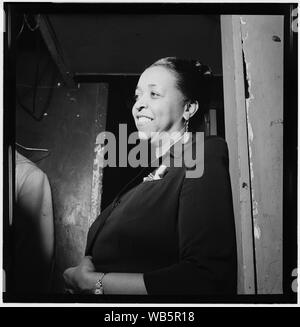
[63,256,100,294]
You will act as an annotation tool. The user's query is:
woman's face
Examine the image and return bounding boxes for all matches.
[132,66,186,141]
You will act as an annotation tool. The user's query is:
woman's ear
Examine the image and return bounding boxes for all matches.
[184,101,199,120]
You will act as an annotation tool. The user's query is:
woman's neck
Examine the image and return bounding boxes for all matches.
[152,130,186,159]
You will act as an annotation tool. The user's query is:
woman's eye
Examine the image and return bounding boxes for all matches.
[134,94,140,101]
[151,92,160,98]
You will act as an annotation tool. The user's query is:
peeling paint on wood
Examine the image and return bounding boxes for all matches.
[272,35,281,42]
[254,222,261,240]
[222,15,283,295]
[240,15,283,294]
[270,119,284,126]
[89,84,108,228]
[90,143,105,227]
[221,15,256,294]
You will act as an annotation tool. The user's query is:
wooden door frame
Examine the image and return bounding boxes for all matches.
[221,15,285,295]
[221,15,257,294]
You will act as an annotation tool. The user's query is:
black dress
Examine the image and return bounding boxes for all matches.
[86,135,237,295]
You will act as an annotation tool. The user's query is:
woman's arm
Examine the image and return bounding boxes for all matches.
[63,256,147,294]
[101,273,147,294]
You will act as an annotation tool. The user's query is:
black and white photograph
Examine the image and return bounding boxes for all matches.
[1,1,298,307]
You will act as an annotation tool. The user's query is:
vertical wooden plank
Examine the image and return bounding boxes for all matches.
[221,15,256,294]
[90,83,109,227]
[240,16,283,294]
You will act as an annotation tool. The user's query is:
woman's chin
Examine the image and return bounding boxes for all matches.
[138,130,151,140]
[137,126,157,140]
[138,130,162,144]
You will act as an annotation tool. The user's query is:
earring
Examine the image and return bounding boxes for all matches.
[185,118,189,132]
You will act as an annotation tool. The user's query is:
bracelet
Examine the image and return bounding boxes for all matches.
[94,272,106,295]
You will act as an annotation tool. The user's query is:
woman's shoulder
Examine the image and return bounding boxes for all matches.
[177,134,229,179]
[187,133,228,159]
[168,133,229,173]
[203,135,229,158]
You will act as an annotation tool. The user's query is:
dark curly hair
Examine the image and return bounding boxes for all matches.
[147,57,213,132]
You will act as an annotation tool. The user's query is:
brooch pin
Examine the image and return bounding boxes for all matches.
[143,164,168,182]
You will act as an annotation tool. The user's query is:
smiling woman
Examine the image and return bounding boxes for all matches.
[133,65,188,139]
[132,57,211,142]
[63,57,237,296]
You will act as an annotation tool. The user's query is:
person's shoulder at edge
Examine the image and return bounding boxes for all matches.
[16,152,45,181]
[16,151,37,166]
[15,151,48,199]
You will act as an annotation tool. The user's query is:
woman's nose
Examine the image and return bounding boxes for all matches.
[135,98,148,111]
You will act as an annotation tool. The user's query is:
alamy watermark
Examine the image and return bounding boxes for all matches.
[95,124,204,178]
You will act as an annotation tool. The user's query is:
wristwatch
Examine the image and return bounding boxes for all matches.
[94,272,105,295]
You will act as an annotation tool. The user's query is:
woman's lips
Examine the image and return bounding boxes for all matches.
[136,115,154,125]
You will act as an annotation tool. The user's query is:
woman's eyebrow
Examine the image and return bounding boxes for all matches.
[135,84,161,92]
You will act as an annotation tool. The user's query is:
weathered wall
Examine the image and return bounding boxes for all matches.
[240,15,283,294]
[221,15,283,294]
[221,15,256,294]
[16,82,107,292]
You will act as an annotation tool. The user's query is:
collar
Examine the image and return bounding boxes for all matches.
[156,132,192,160]
[169,132,193,159]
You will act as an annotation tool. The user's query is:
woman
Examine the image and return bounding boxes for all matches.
[63,57,237,295]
